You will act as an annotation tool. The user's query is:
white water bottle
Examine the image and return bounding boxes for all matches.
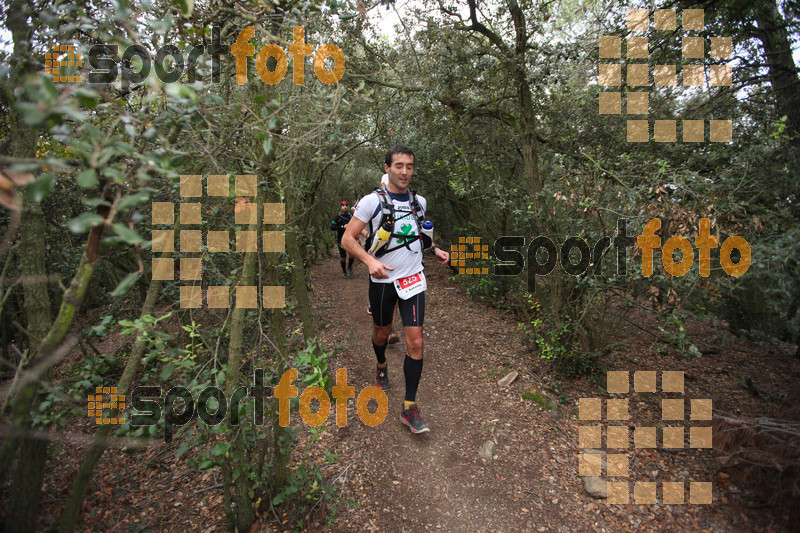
[421,220,433,250]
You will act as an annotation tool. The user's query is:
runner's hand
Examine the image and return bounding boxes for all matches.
[368,258,394,279]
[433,247,450,265]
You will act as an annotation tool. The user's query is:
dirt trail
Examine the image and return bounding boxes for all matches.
[15,253,795,531]
[313,258,626,532]
[14,255,793,531]
[311,255,800,533]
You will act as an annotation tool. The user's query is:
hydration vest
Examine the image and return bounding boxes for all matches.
[365,188,431,257]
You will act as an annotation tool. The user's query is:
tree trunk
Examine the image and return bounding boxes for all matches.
[6,436,48,533]
[0,243,104,483]
[2,2,53,527]
[517,75,543,200]
[224,194,261,532]
[58,278,163,533]
[0,171,111,482]
[285,226,314,341]
[5,194,53,533]
[266,251,290,493]
[755,0,800,152]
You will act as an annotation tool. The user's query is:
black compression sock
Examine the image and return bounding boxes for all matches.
[373,341,387,366]
[403,355,423,403]
[340,261,347,273]
[348,257,354,269]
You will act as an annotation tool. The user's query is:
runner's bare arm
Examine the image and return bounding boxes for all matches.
[341,218,394,278]
[431,245,450,265]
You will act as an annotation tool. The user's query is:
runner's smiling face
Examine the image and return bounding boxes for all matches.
[384,153,414,193]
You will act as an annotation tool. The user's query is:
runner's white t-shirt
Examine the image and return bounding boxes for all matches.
[354,190,427,283]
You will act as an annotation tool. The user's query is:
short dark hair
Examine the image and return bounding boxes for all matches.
[385,145,414,167]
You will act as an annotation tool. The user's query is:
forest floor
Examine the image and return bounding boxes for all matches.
[6,255,799,532]
[307,257,799,533]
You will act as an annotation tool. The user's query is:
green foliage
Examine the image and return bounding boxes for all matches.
[87,315,115,337]
[49,349,124,429]
[712,228,800,342]
[31,386,73,429]
[293,339,331,392]
[517,299,604,377]
[553,349,606,379]
[271,428,338,525]
[3,0,799,528]
[458,261,503,304]
[519,317,577,363]
[657,310,702,358]
[65,351,121,391]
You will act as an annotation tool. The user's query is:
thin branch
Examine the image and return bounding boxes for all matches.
[0,155,80,168]
[579,150,632,191]
[465,0,510,54]
[345,72,426,92]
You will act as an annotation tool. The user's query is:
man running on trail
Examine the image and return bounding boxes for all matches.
[342,145,450,434]
[367,173,401,346]
[331,200,355,278]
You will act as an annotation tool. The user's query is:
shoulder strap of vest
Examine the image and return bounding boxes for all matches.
[374,188,393,214]
[376,188,424,226]
[408,190,424,225]
[373,188,393,232]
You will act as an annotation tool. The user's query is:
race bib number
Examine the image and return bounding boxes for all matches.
[394,271,427,300]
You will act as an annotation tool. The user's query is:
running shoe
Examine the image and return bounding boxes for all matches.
[400,403,430,434]
[342,272,347,278]
[375,366,389,391]
[347,268,354,277]
[367,305,372,316]
[387,332,400,344]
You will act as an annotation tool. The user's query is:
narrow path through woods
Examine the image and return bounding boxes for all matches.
[309,257,737,533]
[30,255,794,531]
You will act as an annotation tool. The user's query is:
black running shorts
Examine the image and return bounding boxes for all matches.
[368,279,425,327]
